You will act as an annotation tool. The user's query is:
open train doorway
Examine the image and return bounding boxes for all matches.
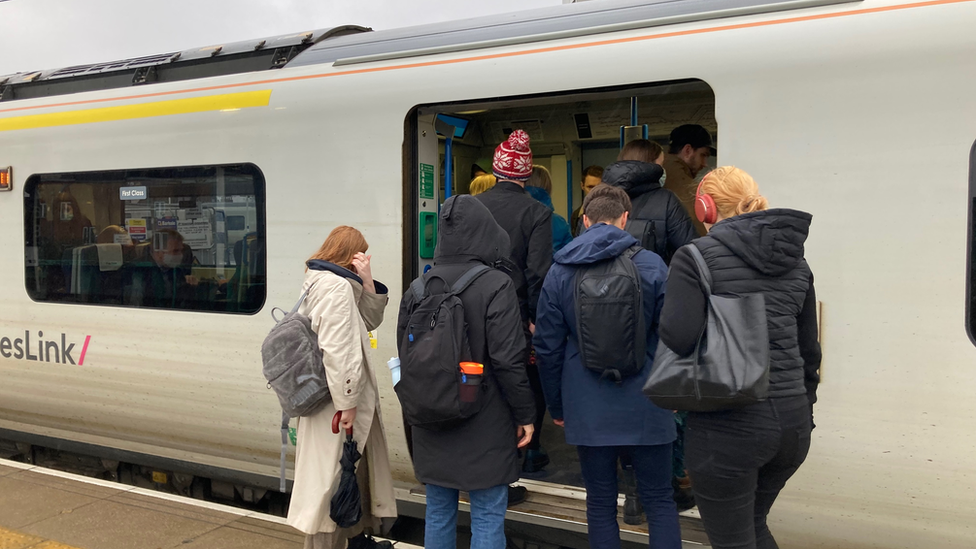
[407,79,716,494]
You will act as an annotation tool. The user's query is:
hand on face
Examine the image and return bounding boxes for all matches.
[351,252,375,293]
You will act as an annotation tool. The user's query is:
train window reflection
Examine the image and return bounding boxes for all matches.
[23,164,267,314]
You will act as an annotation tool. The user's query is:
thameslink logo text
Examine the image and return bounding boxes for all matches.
[0,331,92,365]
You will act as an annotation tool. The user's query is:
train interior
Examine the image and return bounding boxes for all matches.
[415,79,717,490]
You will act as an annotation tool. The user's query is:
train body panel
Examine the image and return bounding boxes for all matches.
[2,1,976,546]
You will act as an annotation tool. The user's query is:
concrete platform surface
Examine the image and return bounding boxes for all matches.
[0,460,417,549]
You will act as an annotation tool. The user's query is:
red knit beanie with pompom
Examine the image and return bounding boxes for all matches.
[492,130,533,182]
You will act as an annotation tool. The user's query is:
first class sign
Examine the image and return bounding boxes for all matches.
[120,186,147,200]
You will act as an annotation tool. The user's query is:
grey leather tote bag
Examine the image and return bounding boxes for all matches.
[644,244,770,412]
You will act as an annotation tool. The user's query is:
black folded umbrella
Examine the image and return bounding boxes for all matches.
[330,411,363,529]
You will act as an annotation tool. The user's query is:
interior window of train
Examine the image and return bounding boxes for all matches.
[411,79,716,487]
[23,164,267,314]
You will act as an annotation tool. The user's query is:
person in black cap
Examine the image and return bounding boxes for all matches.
[662,124,715,236]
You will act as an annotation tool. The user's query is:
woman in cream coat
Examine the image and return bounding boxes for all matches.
[286,226,397,549]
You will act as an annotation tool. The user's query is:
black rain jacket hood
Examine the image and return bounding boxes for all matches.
[602,160,666,198]
[434,194,511,267]
[707,208,812,277]
[399,193,537,492]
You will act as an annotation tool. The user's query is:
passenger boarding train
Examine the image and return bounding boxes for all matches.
[2,0,976,546]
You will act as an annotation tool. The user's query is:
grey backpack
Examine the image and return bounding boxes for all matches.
[260,285,331,491]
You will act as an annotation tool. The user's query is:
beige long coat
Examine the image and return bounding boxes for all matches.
[286,268,397,543]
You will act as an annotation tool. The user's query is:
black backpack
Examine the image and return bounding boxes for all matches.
[396,264,490,431]
[625,189,669,262]
[574,245,646,382]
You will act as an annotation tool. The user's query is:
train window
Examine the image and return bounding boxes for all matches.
[23,164,267,314]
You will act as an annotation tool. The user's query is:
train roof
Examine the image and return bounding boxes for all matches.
[0,0,859,104]
[0,26,370,104]
[288,0,858,69]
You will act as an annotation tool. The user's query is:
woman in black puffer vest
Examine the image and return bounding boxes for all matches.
[658,166,822,549]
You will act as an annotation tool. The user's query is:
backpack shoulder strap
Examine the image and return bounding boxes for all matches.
[292,284,313,313]
[409,276,427,303]
[450,264,491,295]
[271,283,314,323]
[686,244,713,295]
[622,244,643,261]
[279,411,289,493]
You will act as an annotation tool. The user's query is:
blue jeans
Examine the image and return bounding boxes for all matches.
[578,444,682,549]
[425,483,508,549]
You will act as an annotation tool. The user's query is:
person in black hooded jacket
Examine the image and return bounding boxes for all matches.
[396,195,537,549]
[657,166,822,549]
[601,139,698,266]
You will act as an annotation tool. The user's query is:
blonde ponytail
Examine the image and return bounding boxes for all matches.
[700,166,768,219]
[737,194,768,215]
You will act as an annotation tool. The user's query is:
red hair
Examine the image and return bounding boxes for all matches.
[308,226,368,270]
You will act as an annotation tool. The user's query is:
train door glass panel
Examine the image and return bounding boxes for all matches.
[410,80,716,488]
[23,163,267,314]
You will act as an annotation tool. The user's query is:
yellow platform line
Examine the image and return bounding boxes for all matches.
[0,525,82,549]
[0,89,271,133]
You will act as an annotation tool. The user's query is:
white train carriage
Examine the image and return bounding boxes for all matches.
[2,0,976,546]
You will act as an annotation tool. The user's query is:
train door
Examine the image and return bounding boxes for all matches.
[406,79,716,542]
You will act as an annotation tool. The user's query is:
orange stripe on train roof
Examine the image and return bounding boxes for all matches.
[0,0,971,116]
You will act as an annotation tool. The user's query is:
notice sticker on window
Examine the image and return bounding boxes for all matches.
[155,216,178,230]
[178,219,213,250]
[126,218,147,241]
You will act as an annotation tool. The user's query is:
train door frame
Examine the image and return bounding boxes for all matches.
[402,77,718,488]
[405,78,716,282]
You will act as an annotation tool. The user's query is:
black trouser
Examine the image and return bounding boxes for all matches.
[524,358,548,451]
[685,395,812,549]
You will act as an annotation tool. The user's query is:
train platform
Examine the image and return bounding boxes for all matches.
[0,455,709,549]
[0,458,417,549]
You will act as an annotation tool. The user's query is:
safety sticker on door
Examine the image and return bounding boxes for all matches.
[420,163,435,200]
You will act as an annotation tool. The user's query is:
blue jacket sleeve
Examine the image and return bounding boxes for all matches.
[532,269,568,421]
[552,214,574,253]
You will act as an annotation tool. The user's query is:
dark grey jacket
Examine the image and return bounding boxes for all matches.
[475,181,553,323]
[659,209,821,402]
[601,160,698,265]
[396,195,537,491]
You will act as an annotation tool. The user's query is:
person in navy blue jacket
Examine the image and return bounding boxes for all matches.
[533,185,681,549]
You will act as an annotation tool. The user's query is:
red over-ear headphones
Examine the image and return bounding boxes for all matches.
[695,177,717,224]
